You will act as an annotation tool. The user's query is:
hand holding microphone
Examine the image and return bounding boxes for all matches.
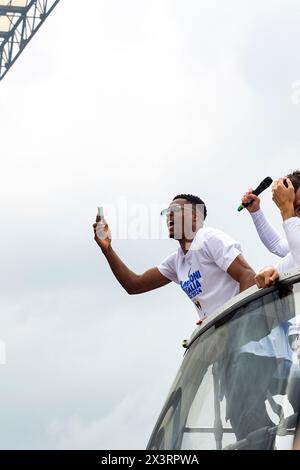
[238,176,273,212]
[241,189,261,213]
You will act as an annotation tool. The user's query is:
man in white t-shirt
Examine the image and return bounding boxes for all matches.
[93,194,255,323]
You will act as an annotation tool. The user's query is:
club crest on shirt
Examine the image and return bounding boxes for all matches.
[193,300,202,310]
[180,270,202,299]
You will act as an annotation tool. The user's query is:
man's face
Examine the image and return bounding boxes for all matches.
[294,188,300,218]
[164,198,202,240]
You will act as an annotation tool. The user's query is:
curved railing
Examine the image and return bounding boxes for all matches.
[147,268,300,450]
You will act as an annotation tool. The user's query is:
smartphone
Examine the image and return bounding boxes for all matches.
[283,179,288,188]
[97,206,104,221]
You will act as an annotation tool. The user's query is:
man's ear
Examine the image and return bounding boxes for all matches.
[194,211,204,226]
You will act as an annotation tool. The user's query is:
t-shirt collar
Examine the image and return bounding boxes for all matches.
[178,228,202,257]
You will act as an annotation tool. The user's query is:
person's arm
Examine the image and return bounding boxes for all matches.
[103,247,171,294]
[251,209,289,257]
[93,216,171,294]
[241,189,289,257]
[255,266,280,288]
[227,255,256,292]
[254,251,296,289]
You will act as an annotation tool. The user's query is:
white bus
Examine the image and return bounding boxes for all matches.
[147,268,300,450]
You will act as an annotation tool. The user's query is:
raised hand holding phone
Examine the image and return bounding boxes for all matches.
[93,206,112,253]
[97,206,104,221]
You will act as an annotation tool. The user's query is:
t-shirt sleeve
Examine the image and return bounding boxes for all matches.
[157,252,179,284]
[203,230,242,272]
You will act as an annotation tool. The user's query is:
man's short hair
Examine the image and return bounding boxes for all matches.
[173,193,207,220]
[286,170,300,193]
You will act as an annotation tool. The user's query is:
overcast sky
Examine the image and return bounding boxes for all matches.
[0,0,300,449]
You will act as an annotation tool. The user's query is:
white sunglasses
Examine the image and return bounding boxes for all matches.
[160,204,194,217]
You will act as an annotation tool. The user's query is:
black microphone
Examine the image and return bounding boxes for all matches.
[238,176,273,212]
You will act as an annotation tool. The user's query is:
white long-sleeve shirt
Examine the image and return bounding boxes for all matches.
[250,209,300,272]
[282,217,300,264]
[242,211,300,360]
[276,217,300,272]
[250,209,289,257]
